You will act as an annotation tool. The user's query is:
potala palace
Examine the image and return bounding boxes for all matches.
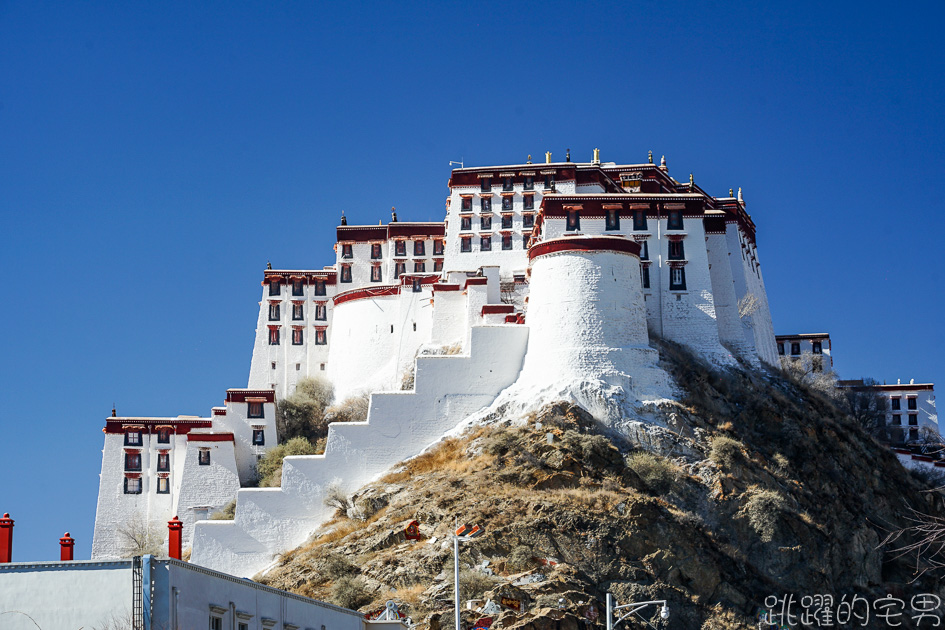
[92,151,783,577]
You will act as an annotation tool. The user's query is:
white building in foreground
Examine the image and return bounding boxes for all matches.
[0,555,363,630]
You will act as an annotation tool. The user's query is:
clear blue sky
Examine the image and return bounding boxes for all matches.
[1,1,942,562]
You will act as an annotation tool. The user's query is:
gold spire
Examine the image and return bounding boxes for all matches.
[648,150,653,164]
[545,151,552,163]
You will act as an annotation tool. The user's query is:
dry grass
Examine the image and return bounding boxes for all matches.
[381,437,494,483]
[307,506,389,548]
[545,487,626,511]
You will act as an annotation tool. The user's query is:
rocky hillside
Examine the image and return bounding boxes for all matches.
[258,341,945,629]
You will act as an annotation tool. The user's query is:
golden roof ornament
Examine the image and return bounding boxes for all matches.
[648,150,653,164]
[527,154,532,164]
[545,151,552,163]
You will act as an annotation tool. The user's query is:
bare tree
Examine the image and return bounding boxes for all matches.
[116,512,164,558]
[737,292,761,326]
[839,378,890,441]
[500,281,517,306]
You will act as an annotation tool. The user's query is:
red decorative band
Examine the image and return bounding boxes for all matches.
[226,390,276,403]
[528,236,641,261]
[482,304,514,315]
[187,433,235,442]
[433,283,461,292]
[333,285,400,307]
[465,277,488,287]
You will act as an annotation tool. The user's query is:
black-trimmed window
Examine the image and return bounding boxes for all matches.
[125,452,141,472]
[523,194,534,211]
[124,477,142,494]
[480,177,491,193]
[414,240,425,256]
[522,213,534,228]
[340,265,352,283]
[461,216,472,231]
[891,414,902,425]
[633,210,647,231]
[669,267,686,291]
[292,328,303,345]
[791,342,800,355]
[292,279,303,296]
[157,429,170,444]
[812,356,823,372]
[292,303,304,321]
[370,265,382,282]
[248,401,264,418]
[314,303,327,321]
[315,329,327,345]
[433,239,444,255]
[909,414,919,426]
[461,237,472,253]
[395,240,407,256]
[523,175,534,191]
[414,261,426,273]
[777,343,785,356]
[501,196,512,211]
[394,261,406,277]
[268,280,280,296]
[341,244,353,259]
[502,233,513,250]
[668,240,685,260]
[434,259,443,272]
[461,196,472,211]
[157,452,170,472]
[566,211,580,232]
[523,234,530,249]
[544,173,554,189]
[812,341,822,354]
[198,450,210,466]
[124,431,141,447]
[640,240,649,260]
[667,210,683,230]
[502,176,513,192]
[480,235,492,251]
[605,210,620,231]
[252,429,265,446]
[908,397,918,410]
[268,328,280,345]
[641,265,650,289]
[314,280,326,296]
[910,428,919,441]
[481,215,492,230]
[481,197,492,212]
[210,616,223,630]
[371,243,382,259]
[891,397,901,411]
[268,303,280,321]
[156,477,169,494]
[501,214,513,229]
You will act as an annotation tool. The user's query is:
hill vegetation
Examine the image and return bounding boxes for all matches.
[257,342,945,629]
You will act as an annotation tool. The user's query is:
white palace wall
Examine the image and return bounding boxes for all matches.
[191,325,529,577]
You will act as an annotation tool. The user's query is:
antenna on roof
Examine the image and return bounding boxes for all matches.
[449,159,464,168]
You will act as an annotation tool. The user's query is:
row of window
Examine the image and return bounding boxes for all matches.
[460,214,532,231]
[460,234,529,252]
[269,303,328,321]
[890,397,919,411]
[269,328,327,345]
[889,414,920,426]
[338,260,443,283]
[124,476,167,494]
[463,196,536,212]
[269,279,328,297]
[777,341,824,356]
[639,265,687,291]
[341,240,445,260]
[478,174,551,192]
[565,210,683,232]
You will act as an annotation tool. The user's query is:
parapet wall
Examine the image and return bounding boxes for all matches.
[191,325,529,577]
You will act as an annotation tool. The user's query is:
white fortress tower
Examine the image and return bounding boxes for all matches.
[93,150,782,576]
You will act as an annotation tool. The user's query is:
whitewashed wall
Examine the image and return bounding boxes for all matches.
[191,324,529,577]
[175,436,241,550]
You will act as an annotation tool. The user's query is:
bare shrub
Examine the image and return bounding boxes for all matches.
[709,435,745,469]
[459,568,500,599]
[331,575,372,609]
[507,545,536,572]
[210,499,236,520]
[401,365,415,391]
[277,377,334,443]
[323,553,356,579]
[323,482,351,514]
[116,512,164,557]
[701,606,754,629]
[740,488,787,543]
[257,436,321,487]
[325,393,371,424]
[626,452,678,494]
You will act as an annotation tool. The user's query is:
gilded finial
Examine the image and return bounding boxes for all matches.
[545,151,552,163]
[527,154,532,164]
[593,148,600,164]
[379,220,382,225]
[729,188,734,197]
[648,150,653,164]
